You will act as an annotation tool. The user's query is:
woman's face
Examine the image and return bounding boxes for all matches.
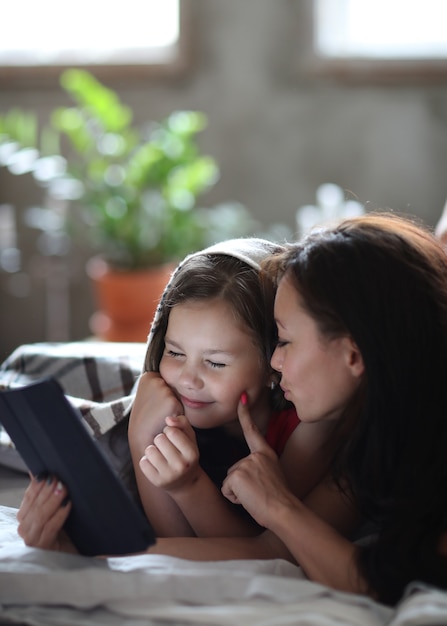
[159,298,270,430]
[271,273,363,424]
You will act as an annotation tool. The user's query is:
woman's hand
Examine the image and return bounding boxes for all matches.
[222,398,297,529]
[16,475,77,553]
[139,414,202,494]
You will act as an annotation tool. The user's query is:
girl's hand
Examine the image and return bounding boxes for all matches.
[129,372,184,446]
[139,414,202,493]
[16,475,77,553]
[129,374,195,536]
[221,397,297,529]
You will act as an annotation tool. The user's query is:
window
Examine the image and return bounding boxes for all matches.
[303,0,447,82]
[0,0,191,84]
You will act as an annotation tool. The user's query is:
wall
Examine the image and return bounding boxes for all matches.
[1,0,447,361]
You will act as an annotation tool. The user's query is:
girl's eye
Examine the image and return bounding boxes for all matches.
[207,360,226,369]
[167,350,184,358]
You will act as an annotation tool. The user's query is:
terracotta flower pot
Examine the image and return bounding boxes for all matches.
[87,257,174,342]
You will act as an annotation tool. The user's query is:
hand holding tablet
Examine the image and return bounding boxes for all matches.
[0,378,155,556]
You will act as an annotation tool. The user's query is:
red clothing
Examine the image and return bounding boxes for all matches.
[265,407,300,456]
[196,407,300,489]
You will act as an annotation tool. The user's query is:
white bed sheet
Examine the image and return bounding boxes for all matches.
[2,506,447,626]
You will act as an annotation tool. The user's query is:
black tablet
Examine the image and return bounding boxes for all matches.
[0,377,156,556]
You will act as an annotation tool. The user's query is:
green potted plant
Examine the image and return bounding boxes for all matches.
[0,70,257,341]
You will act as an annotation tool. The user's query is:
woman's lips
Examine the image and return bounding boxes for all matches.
[280,384,290,399]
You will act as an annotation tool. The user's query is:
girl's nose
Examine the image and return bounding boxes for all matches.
[178,363,203,389]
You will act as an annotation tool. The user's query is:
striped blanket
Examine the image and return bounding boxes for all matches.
[0,341,147,470]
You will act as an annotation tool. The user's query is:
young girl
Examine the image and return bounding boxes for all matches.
[18,238,335,541]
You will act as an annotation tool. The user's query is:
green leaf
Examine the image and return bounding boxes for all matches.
[60,69,133,132]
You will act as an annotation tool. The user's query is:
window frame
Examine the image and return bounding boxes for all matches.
[296,0,447,84]
[0,0,193,87]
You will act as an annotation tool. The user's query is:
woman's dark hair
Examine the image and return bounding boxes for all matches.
[267,212,447,604]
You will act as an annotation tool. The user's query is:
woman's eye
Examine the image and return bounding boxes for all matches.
[276,339,289,348]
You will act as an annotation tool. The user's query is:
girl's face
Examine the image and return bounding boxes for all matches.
[159,298,270,430]
[271,274,363,424]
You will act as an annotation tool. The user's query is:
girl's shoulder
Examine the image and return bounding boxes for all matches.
[265,408,300,456]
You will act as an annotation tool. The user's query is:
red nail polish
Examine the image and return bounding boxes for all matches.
[240,392,248,406]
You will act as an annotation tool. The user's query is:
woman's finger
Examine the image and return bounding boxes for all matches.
[17,476,71,549]
[238,393,275,457]
[17,473,57,522]
[37,503,72,549]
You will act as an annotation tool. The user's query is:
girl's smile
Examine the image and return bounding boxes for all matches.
[179,394,214,410]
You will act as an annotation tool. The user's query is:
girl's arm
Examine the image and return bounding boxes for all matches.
[128,372,195,537]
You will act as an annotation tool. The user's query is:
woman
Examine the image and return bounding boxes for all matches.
[16,213,447,605]
[223,212,447,603]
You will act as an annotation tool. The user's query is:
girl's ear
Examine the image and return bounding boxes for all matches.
[344,337,365,378]
[265,370,280,390]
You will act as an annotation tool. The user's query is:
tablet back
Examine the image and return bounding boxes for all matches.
[0,378,155,556]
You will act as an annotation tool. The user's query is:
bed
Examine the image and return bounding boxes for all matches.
[0,342,447,626]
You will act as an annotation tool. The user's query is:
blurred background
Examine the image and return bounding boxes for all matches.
[2,0,447,361]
